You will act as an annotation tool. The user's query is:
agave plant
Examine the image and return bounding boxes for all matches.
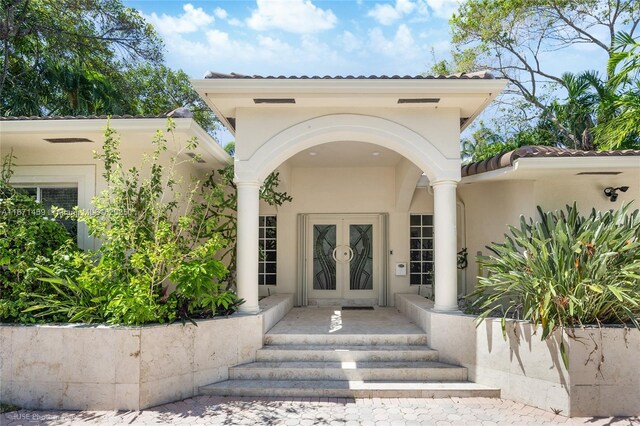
[470,203,640,345]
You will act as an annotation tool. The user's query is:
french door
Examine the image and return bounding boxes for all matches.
[306,214,381,301]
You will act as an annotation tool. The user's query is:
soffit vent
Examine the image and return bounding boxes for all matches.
[576,171,621,175]
[397,98,440,104]
[44,137,93,144]
[253,98,296,104]
[186,153,206,163]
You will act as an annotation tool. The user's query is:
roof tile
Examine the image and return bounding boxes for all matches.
[462,146,640,177]
[0,114,169,121]
[203,70,496,80]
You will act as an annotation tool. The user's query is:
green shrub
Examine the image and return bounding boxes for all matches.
[2,119,290,326]
[18,120,234,325]
[0,153,75,322]
[469,203,640,343]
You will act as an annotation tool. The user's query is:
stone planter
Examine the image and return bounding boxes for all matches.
[396,293,640,417]
[0,293,293,411]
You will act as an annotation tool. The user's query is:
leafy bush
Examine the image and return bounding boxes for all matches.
[11,120,240,325]
[469,203,640,341]
[0,153,74,322]
[2,119,291,326]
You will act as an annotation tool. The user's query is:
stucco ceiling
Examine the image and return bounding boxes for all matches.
[284,141,404,168]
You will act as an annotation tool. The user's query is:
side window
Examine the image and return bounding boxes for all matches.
[15,186,78,241]
[409,214,434,286]
[258,215,277,285]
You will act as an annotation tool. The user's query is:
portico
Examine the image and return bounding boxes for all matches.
[192,72,506,314]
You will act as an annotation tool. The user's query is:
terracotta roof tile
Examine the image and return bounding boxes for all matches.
[462,146,640,177]
[0,114,168,121]
[203,71,496,80]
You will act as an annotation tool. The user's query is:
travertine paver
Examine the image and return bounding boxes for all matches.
[2,397,639,425]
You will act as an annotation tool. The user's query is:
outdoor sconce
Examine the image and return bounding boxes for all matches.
[603,186,629,202]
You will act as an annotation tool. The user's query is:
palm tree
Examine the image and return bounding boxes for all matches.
[596,32,640,149]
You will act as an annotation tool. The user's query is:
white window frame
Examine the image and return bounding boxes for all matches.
[258,215,277,286]
[10,165,96,250]
[409,213,435,287]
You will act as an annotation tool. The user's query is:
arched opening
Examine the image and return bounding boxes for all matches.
[234,114,461,313]
[234,114,460,184]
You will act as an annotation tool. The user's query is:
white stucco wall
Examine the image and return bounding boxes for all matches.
[459,173,639,292]
[234,108,461,162]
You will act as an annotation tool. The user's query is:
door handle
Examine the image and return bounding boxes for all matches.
[332,245,352,263]
[346,246,354,262]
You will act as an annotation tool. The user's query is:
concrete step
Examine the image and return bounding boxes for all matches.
[263,333,428,346]
[229,361,467,381]
[256,344,439,362]
[199,379,501,399]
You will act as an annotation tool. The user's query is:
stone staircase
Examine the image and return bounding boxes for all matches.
[199,330,500,398]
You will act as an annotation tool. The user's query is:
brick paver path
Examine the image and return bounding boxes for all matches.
[2,397,639,425]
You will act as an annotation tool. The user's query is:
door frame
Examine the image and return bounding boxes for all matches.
[297,213,388,306]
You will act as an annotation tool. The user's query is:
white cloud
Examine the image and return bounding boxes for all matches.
[339,31,363,53]
[247,0,337,34]
[368,0,416,25]
[423,0,461,19]
[146,4,214,34]
[213,7,228,20]
[368,24,420,59]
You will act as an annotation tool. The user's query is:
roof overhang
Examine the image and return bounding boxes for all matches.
[191,78,508,135]
[461,156,640,184]
[0,117,231,166]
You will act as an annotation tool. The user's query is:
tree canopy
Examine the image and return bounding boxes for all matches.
[0,0,218,134]
[444,0,640,156]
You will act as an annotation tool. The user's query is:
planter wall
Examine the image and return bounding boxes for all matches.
[0,293,294,411]
[396,293,640,417]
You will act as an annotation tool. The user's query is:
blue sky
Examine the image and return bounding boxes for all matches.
[123,0,612,143]
[124,0,470,78]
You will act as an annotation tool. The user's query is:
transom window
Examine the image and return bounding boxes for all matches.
[409,214,434,286]
[258,215,277,285]
[15,185,78,241]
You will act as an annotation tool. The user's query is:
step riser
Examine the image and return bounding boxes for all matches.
[264,334,429,346]
[229,368,467,381]
[200,387,500,399]
[256,349,439,362]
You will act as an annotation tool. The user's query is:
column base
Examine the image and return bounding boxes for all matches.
[433,304,461,313]
[238,304,261,315]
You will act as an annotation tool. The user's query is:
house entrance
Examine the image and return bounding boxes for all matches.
[304,214,385,306]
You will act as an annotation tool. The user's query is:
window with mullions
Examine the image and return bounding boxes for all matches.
[258,215,277,285]
[409,214,434,286]
[15,185,78,241]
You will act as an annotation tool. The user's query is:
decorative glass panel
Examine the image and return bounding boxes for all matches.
[409,214,434,286]
[349,224,373,290]
[313,224,336,290]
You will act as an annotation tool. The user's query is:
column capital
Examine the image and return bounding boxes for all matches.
[234,179,262,188]
[430,179,458,188]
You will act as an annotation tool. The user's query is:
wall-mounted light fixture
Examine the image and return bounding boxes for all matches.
[604,186,629,202]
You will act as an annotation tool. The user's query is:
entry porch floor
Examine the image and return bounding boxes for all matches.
[267,306,425,337]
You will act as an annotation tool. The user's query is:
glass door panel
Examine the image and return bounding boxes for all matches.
[349,224,373,290]
[312,224,337,290]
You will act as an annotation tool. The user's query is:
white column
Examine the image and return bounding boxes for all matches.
[432,179,458,311]
[236,180,261,314]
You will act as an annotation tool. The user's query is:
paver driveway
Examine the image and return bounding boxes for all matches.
[2,397,639,425]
